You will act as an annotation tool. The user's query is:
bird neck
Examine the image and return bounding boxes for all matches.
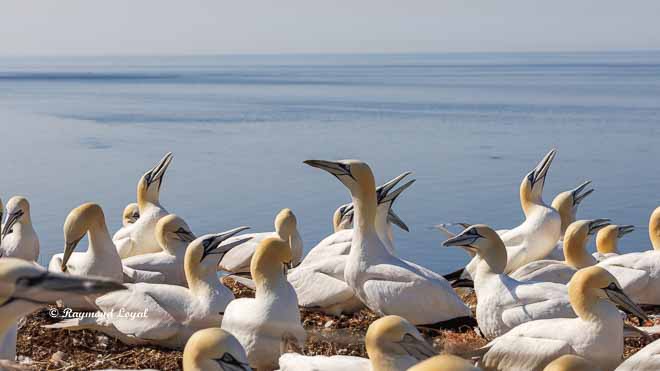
[87,218,116,257]
[352,189,378,236]
[596,234,619,255]
[520,183,546,217]
[650,208,660,250]
[564,236,596,269]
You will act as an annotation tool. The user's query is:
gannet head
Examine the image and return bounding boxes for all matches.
[333,203,354,232]
[1,196,31,240]
[186,227,251,277]
[650,206,660,250]
[304,159,377,205]
[551,181,594,234]
[366,315,437,367]
[137,152,173,208]
[563,219,610,268]
[251,237,293,283]
[542,354,599,371]
[274,208,298,238]
[568,266,648,322]
[376,173,415,233]
[156,214,195,254]
[596,224,634,255]
[520,149,557,214]
[61,203,108,272]
[122,203,140,227]
[183,327,250,371]
[443,224,507,274]
[408,354,481,371]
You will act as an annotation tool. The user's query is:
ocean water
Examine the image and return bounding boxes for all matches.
[0,51,658,271]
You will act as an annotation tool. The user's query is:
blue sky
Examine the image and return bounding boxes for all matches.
[2,1,659,56]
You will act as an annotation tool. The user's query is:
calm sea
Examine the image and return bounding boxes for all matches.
[0,52,658,271]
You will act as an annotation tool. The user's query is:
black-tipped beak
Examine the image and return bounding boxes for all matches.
[387,210,409,232]
[200,227,251,262]
[588,219,611,235]
[617,225,635,238]
[604,284,649,322]
[303,160,352,178]
[145,152,173,188]
[528,149,557,186]
[442,229,481,255]
[376,171,412,201]
[380,179,415,205]
[1,209,24,239]
[572,180,594,205]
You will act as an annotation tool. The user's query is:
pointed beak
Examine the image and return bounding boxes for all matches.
[200,226,251,262]
[572,180,594,205]
[605,285,649,322]
[1,209,24,239]
[617,225,635,238]
[303,160,352,178]
[529,148,557,186]
[61,238,82,272]
[588,219,611,235]
[146,152,173,187]
[380,179,415,204]
[15,272,126,303]
[387,210,409,232]
[442,231,479,255]
[376,171,412,201]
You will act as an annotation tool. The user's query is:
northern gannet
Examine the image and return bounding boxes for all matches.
[111,203,140,244]
[332,203,353,232]
[545,181,594,261]
[473,266,648,371]
[122,214,195,286]
[219,208,302,274]
[45,227,250,348]
[408,354,481,371]
[443,225,576,339]
[597,206,660,305]
[0,196,39,262]
[0,258,125,360]
[221,237,305,370]
[304,159,472,326]
[278,315,437,371]
[593,225,634,261]
[464,149,562,277]
[113,152,173,258]
[183,328,250,371]
[543,355,601,371]
[615,337,660,370]
[510,219,610,284]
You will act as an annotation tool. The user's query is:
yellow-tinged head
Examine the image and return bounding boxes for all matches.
[543,354,601,371]
[274,208,297,237]
[156,214,195,253]
[250,237,293,285]
[520,149,556,215]
[596,224,634,255]
[567,266,647,322]
[122,203,140,227]
[365,315,437,367]
[332,203,353,232]
[551,181,594,234]
[563,219,609,269]
[1,196,32,240]
[137,152,173,208]
[184,227,250,285]
[443,224,507,274]
[183,328,250,371]
[61,203,108,271]
[408,354,481,371]
[650,206,660,250]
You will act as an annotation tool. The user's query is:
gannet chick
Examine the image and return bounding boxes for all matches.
[443,225,576,339]
[279,315,437,371]
[474,266,648,371]
[304,159,472,326]
[616,337,660,370]
[598,206,660,304]
[543,355,601,371]
[463,149,562,278]
[122,214,195,285]
[593,225,634,261]
[0,258,125,360]
[0,196,39,262]
[221,237,305,371]
[45,227,250,348]
[183,328,250,371]
[113,152,173,258]
[510,219,610,284]
[545,181,594,261]
[408,354,481,371]
[219,208,303,274]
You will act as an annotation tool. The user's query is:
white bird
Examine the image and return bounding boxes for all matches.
[221,237,306,371]
[0,196,39,262]
[45,227,250,349]
[544,181,594,261]
[464,149,562,277]
[473,265,648,371]
[593,224,634,261]
[122,214,195,286]
[408,354,482,371]
[113,152,173,258]
[219,208,303,274]
[543,355,601,371]
[332,203,353,233]
[510,219,610,284]
[443,224,576,339]
[111,203,140,244]
[289,178,415,316]
[598,206,660,305]
[304,159,472,326]
[0,258,125,360]
[615,337,660,370]
[183,328,250,371]
[278,315,437,371]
